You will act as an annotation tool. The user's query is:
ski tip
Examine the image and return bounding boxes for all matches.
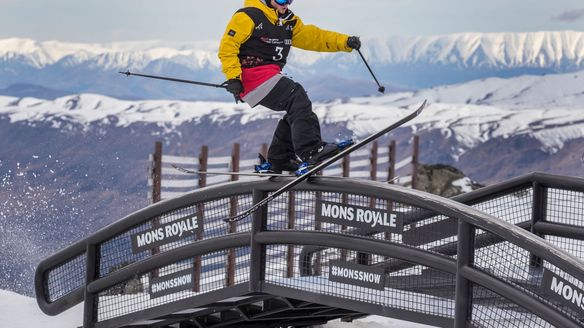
[416,99,428,115]
[119,70,131,76]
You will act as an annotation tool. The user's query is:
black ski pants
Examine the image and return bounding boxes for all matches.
[258,77,322,162]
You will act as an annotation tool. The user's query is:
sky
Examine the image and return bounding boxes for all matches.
[1,0,584,43]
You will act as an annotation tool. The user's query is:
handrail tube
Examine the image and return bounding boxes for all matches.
[534,222,584,241]
[87,233,250,294]
[254,231,457,274]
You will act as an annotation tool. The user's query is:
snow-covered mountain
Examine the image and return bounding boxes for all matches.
[2,31,584,100]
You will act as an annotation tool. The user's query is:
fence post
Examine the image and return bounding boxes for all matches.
[370,141,378,182]
[340,153,350,261]
[150,142,162,278]
[384,142,396,245]
[227,143,240,286]
[151,141,162,204]
[411,135,419,190]
[388,140,396,184]
[193,145,208,292]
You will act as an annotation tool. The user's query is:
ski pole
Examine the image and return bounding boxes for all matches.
[356,49,385,94]
[119,70,228,89]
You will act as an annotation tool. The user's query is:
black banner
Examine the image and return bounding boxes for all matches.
[149,269,194,299]
[316,200,403,233]
[131,215,202,254]
[541,269,584,312]
[328,260,386,291]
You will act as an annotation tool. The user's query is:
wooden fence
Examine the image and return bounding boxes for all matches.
[148,136,420,203]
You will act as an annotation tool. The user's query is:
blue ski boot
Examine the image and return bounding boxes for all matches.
[255,154,299,174]
[294,140,355,176]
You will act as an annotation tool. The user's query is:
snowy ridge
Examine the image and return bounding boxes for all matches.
[362,31,584,67]
[3,31,584,70]
[365,70,584,108]
[2,68,584,156]
[0,38,221,70]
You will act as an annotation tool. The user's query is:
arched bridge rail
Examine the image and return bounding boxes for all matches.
[36,173,584,328]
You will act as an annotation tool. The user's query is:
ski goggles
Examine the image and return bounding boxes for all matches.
[275,0,293,5]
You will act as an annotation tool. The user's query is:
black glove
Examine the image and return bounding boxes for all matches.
[225,78,243,96]
[347,36,361,50]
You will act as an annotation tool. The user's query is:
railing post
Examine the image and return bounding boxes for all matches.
[411,135,419,190]
[286,192,296,278]
[455,221,475,328]
[151,141,162,204]
[83,243,98,328]
[530,182,547,268]
[227,143,240,286]
[250,189,268,292]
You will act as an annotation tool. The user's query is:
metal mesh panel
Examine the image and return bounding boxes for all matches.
[546,188,584,226]
[46,253,87,302]
[96,247,250,322]
[266,191,463,266]
[546,236,584,260]
[265,245,456,319]
[471,188,533,225]
[473,229,584,324]
[98,195,253,278]
[471,284,554,328]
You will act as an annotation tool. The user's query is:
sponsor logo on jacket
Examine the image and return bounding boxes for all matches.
[260,36,291,45]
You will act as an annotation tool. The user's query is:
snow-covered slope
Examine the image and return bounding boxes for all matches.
[0,290,83,328]
[2,66,584,156]
[0,289,433,328]
[358,70,584,109]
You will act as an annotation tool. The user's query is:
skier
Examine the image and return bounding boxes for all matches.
[218,0,361,173]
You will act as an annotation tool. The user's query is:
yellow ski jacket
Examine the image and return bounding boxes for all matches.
[218,0,352,80]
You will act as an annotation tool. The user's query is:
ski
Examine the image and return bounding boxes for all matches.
[172,164,293,178]
[224,100,427,223]
[171,164,402,183]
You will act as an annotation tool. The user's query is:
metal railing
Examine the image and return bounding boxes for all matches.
[35,172,584,328]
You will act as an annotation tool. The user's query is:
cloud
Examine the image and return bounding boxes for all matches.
[552,9,584,22]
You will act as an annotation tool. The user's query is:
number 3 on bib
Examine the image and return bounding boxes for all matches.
[273,46,284,61]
